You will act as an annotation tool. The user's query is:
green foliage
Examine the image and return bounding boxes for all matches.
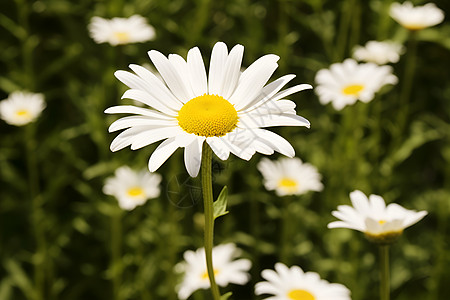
[0,0,449,299]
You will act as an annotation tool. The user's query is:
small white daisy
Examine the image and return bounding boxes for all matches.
[255,263,351,300]
[175,243,251,300]
[315,59,398,110]
[0,91,46,126]
[390,1,444,31]
[328,190,428,244]
[106,42,311,177]
[353,40,404,65]
[88,15,155,46]
[103,166,162,210]
[257,157,323,196]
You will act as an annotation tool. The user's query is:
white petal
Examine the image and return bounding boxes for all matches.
[184,137,204,177]
[108,116,177,132]
[148,137,180,172]
[167,54,196,101]
[121,89,178,116]
[187,47,208,97]
[104,105,173,119]
[221,44,244,99]
[208,42,228,95]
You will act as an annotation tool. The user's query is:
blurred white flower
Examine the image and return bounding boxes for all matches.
[88,15,155,46]
[255,263,351,300]
[353,41,404,65]
[106,41,311,177]
[103,166,161,210]
[257,157,323,196]
[390,1,444,31]
[175,243,251,300]
[328,190,428,244]
[315,59,398,110]
[0,91,45,126]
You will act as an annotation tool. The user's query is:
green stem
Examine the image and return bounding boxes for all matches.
[279,196,291,264]
[111,208,123,300]
[201,144,221,300]
[335,0,354,61]
[379,245,390,300]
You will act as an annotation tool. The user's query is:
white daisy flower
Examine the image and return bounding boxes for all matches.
[315,59,398,110]
[0,91,46,126]
[255,263,351,300]
[390,1,444,31]
[353,40,404,65]
[88,15,155,46]
[106,42,311,177]
[328,190,428,244]
[103,166,162,210]
[175,243,251,300]
[257,157,323,196]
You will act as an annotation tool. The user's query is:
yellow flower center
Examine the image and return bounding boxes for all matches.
[201,269,219,280]
[177,94,238,137]
[16,109,31,118]
[287,289,315,300]
[403,24,425,31]
[127,187,144,197]
[342,84,364,96]
[114,31,130,43]
[378,220,386,225]
[278,177,298,193]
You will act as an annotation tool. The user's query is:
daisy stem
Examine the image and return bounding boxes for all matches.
[280,196,292,265]
[111,208,123,300]
[201,144,221,300]
[379,245,390,300]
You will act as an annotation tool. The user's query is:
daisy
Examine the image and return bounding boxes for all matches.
[328,190,428,244]
[315,59,398,110]
[390,2,444,31]
[353,40,404,65]
[103,166,162,210]
[0,91,46,126]
[88,15,155,46]
[257,157,323,196]
[175,243,251,300]
[106,42,311,177]
[255,263,351,300]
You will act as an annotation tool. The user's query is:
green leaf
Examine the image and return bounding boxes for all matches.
[220,292,233,300]
[213,186,229,220]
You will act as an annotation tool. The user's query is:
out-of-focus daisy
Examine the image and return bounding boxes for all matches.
[0,91,45,126]
[106,42,311,177]
[175,243,251,300]
[315,59,398,110]
[353,41,404,65]
[88,15,155,46]
[390,1,444,31]
[257,157,323,196]
[328,190,428,244]
[103,166,162,210]
[255,263,351,300]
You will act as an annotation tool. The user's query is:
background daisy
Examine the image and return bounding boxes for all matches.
[315,59,398,110]
[353,41,404,65]
[390,1,445,30]
[89,15,156,46]
[0,91,46,126]
[255,263,351,300]
[175,243,251,300]
[103,166,162,210]
[328,190,428,244]
[257,157,323,196]
[106,41,311,177]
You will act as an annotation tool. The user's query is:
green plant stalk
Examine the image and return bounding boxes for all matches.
[335,0,354,61]
[379,245,390,300]
[201,144,221,300]
[111,208,123,300]
[279,196,292,265]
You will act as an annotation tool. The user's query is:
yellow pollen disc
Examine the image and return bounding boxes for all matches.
[342,84,364,96]
[378,220,386,225]
[278,177,298,193]
[177,94,238,137]
[16,110,31,117]
[403,24,425,31]
[201,269,219,280]
[114,31,130,43]
[287,289,315,300]
[127,187,144,197]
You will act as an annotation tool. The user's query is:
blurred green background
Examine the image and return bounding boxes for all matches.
[1,0,449,299]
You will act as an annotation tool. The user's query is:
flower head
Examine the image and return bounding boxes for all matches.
[328,190,428,244]
[315,59,398,110]
[106,42,311,177]
[390,1,444,31]
[175,243,251,300]
[103,166,161,210]
[0,91,46,126]
[353,41,404,65]
[255,263,351,300]
[257,157,323,196]
[89,15,155,46]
